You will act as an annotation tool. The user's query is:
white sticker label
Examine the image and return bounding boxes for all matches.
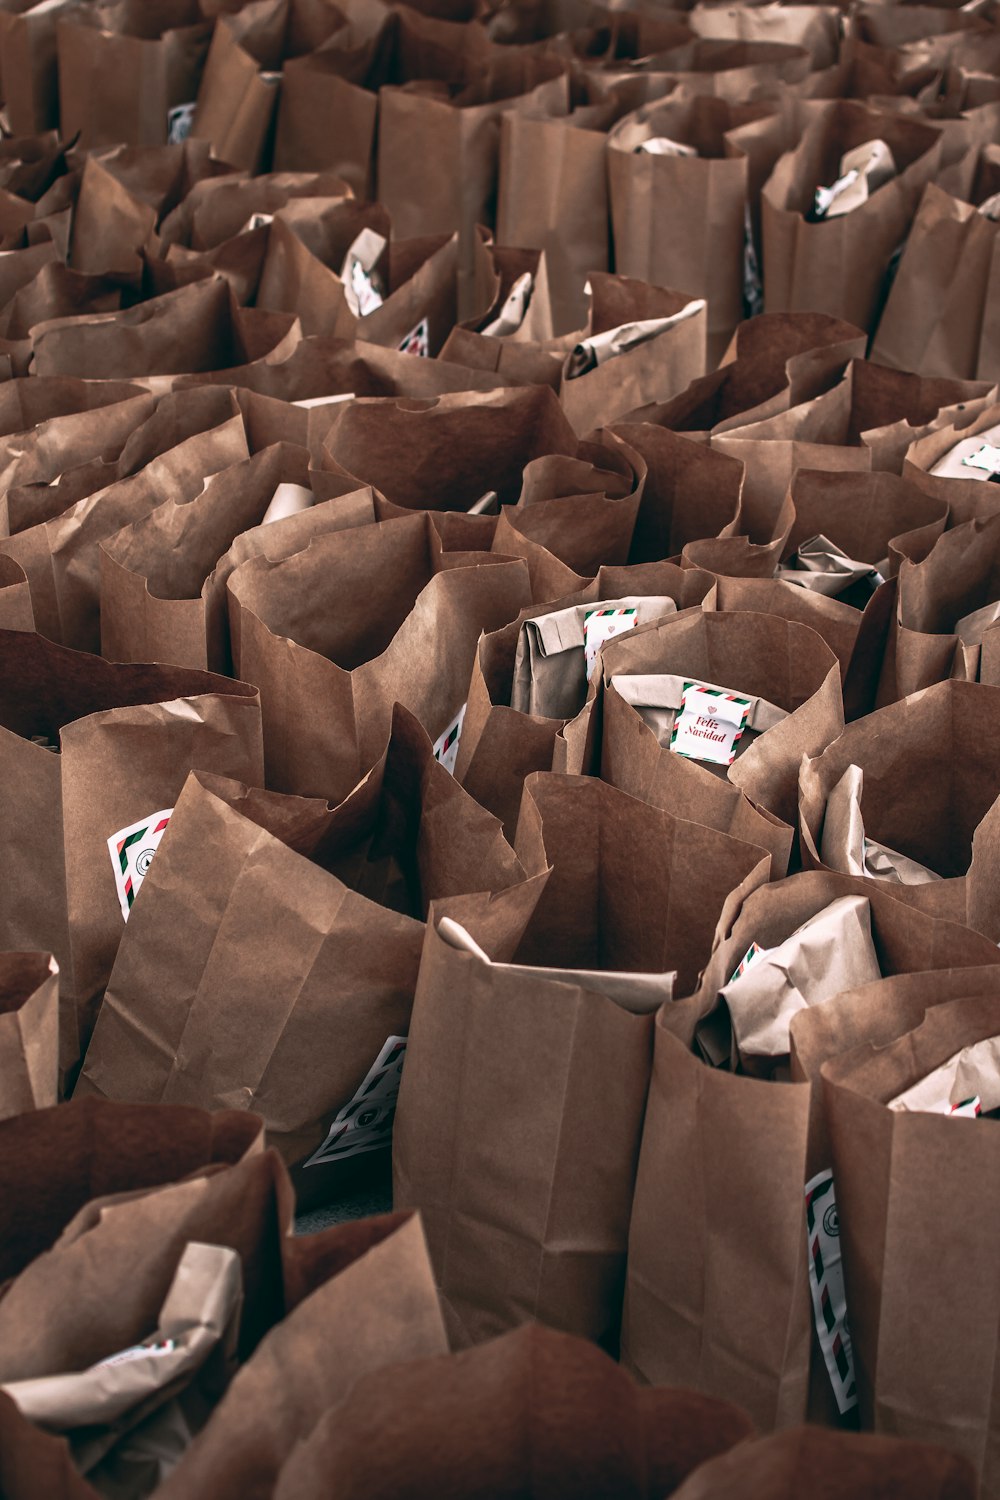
[583,607,637,678]
[432,702,467,776]
[398,317,430,358]
[669,682,752,766]
[304,1036,407,1167]
[108,808,174,923]
[805,1169,857,1415]
[949,1095,983,1117]
[166,102,196,144]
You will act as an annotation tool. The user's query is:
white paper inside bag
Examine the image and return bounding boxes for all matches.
[438,918,674,1015]
[637,137,698,157]
[888,1034,1000,1114]
[814,139,897,220]
[929,421,1000,481]
[261,482,313,525]
[820,764,943,885]
[720,894,881,1062]
[2,1242,240,1432]
[611,672,787,769]
[978,192,1000,221]
[775,534,884,597]
[340,227,387,317]
[564,298,705,379]
[481,272,534,338]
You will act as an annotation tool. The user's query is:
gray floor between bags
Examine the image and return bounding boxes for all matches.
[295,1183,393,1234]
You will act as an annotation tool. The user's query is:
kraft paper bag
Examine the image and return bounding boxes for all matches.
[154,1212,448,1500]
[495,427,648,578]
[394,770,770,1351]
[688,3,840,70]
[873,180,1000,384]
[622,870,1000,1437]
[0,0,82,134]
[0,628,264,1079]
[558,274,708,437]
[455,563,715,835]
[158,170,351,254]
[643,309,865,439]
[0,381,152,499]
[1,1240,243,1500]
[786,468,949,593]
[253,200,392,339]
[608,94,775,365]
[712,576,861,680]
[881,512,1000,702]
[0,399,249,652]
[600,607,844,829]
[762,99,943,333]
[799,678,1000,941]
[188,8,288,174]
[79,705,529,1208]
[607,423,744,563]
[321,383,580,512]
[903,403,1000,528]
[228,509,530,800]
[100,442,375,674]
[824,994,1000,1495]
[0,558,35,632]
[56,3,212,150]
[598,672,795,878]
[669,1427,977,1500]
[377,52,569,317]
[0,951,59,1122]
[0,1095,263,1286]
[68,154,158,282]
[271,1324,755,1500]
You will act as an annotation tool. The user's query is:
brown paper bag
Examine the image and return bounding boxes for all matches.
[377,51,569,317]
[799,678,1000,941]
[0,1094,262,1286]
[622,871,1000,1435]
[158,170,351,253]
[394,770,770,1350]
[0,398,249,652]
[762,100,943,333]
[79,705,529,1208]
[456,562,716,835]
[787,468,949,588]
[669,1427,977,1500]
[0,951,59,1122]
[0,628,264,1079]
[609,423,744,563]
[599,607,844,829]
[824,994,1000,1493]
[100,442,375,674]
[608,94,775,365]
[902,399,1000,528]
[873,180,1000,384]
[188,8,287,174]
[1,1239,243,1497]
[272,1323,756,1500]
[228,509,531,799]
[56,4,211,150]
[0,0,82,134]
[558,273,708,437]
[881,512,1000,702]
[0,558,35,632]
[713,576,861,681]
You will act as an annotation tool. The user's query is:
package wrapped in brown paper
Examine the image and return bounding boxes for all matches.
[393,770,770,1351]
[0,628,264,1082]
[77,705,530,1208]
[456,560,715,835]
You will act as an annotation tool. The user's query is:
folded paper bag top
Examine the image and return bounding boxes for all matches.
[438,917,675,1015]
[715,894,882,1068]
[270,1324,755,1500]
[775,534,885,600]
[668,1426,976,1500]
[510,595,680,721]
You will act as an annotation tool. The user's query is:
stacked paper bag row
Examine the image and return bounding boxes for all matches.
[0,0,998,1494]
